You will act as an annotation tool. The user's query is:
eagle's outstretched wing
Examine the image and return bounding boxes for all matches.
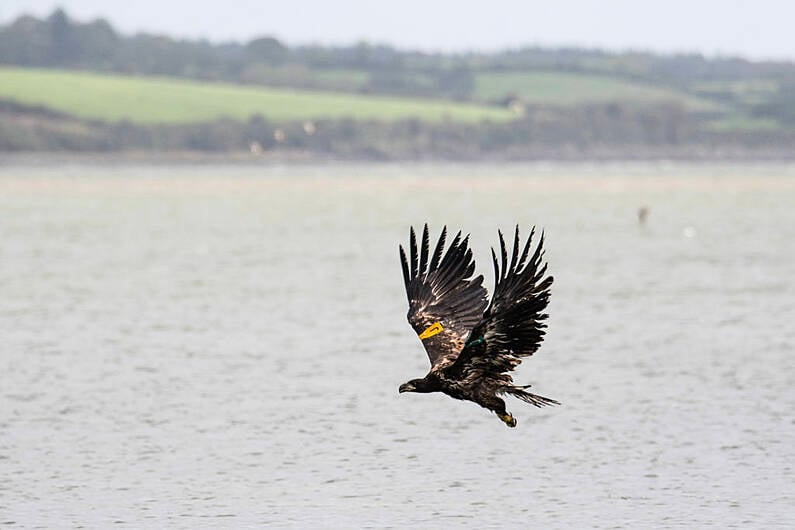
[444,226,554,390]
[400,224,488,369]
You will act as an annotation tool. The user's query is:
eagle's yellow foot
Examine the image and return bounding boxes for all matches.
[499,413,517,428]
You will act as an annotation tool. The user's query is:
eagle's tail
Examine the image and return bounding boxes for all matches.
[505,386,560,408]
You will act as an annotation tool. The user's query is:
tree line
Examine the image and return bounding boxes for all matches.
[3,8,795,101]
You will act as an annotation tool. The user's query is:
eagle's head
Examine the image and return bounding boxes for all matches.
[399,378,434,393]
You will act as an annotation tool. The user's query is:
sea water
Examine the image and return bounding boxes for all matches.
[1,163,793,528]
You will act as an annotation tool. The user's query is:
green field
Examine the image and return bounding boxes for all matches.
[475,71,718,110]
[706,114,781,131]
[691,79,779,106]
[0,67,515,124]
[312,68,369,88]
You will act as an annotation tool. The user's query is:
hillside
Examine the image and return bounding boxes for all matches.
[2,8,795,132]
[473,72,718,110]
[0,66,719,125]
[0,67,514,124]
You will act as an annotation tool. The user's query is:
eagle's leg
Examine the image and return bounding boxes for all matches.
[489,397,517,428]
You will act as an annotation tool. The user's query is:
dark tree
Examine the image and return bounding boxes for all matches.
[48,8,80,64]
[245,37,288,65]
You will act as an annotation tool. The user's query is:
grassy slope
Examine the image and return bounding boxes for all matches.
[706,114,781,131]
[475,71,719,110]
[0,67,514,124]
[312,68,369,87]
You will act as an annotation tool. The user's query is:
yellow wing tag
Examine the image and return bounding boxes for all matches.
[419,322,444,340]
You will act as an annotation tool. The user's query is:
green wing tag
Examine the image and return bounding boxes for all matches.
[419,321,444,340]
[465,337,485,348]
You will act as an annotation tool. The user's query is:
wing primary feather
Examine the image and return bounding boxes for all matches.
[529,230,544,273]
[419,223,430,276]
[462,258,476,279]
[399,244,410,298]
[409,226,418,279]
[517,226,535,271]
[499,229,508,282]
[429,226,447,271]
[450,230,462,250]
[491,247,500,294]
[509,225,520,273]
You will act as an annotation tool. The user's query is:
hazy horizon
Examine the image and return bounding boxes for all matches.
[1,0,794,62]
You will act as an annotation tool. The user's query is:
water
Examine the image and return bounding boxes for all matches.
[1,163,794,528]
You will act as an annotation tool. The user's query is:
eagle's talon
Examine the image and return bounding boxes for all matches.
[500,414,517,427]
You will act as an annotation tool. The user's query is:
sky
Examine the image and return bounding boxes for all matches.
[1,0,793,62]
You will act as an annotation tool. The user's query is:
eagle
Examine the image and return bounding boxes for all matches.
[398,224,558,427]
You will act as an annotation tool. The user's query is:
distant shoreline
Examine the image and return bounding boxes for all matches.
[3,152,795,183]
[3,147,795,168]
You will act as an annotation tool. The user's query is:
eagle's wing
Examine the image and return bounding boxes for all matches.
[400,224,488,369]
[444,226,553,386]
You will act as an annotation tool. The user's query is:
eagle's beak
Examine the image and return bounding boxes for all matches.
[399,383,411,393]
